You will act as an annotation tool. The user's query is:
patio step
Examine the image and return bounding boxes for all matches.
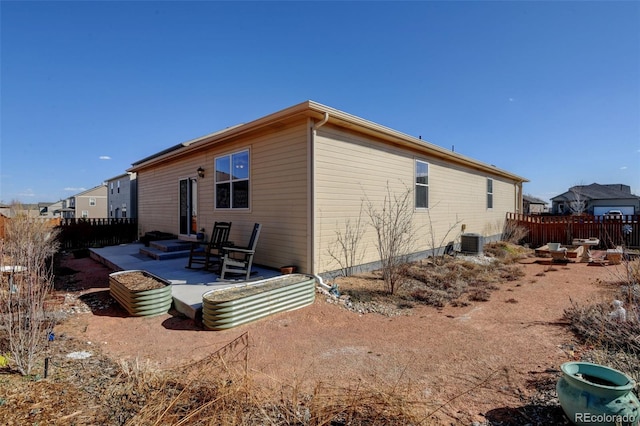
[137,239,193,261]
[139,245,191,261]
[150,239,193,252]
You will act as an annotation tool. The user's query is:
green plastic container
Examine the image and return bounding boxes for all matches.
[557,362,639,425]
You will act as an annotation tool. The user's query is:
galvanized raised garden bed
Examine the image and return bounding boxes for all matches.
[109,270,173,317]
[202,274,316,330]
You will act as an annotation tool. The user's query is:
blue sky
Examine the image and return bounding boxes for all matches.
[1,1,639,205]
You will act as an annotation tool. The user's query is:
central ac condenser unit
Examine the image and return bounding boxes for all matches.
[460,233,484,255]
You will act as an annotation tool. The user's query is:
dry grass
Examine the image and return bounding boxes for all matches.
[2,243,633,425]
[0,331,431,425]
[402,249,527,308]
[563,258,640,384]
[339,244,529,310]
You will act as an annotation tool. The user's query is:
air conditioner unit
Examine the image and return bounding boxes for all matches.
[461,233,484,255]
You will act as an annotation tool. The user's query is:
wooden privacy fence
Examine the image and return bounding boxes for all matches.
[506,213,639,250]
[56,218,138,250]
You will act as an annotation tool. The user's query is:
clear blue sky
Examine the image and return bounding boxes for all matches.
[1,1,639,205]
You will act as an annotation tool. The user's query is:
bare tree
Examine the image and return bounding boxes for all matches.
[0,204,59,376]
[327,202,366,277]
[365,183,415,294]
[568,184,587,215]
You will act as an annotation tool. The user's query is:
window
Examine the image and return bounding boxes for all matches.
[110,182,114,194]
[117,180,120,193]
[215,150,249,209]
[122,203,127,218]
[415,160,429,209]
[81,210,89,218]
[487,178,494,209]
[89,197,96,206]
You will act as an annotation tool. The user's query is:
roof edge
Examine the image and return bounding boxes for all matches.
[128,100,528,183]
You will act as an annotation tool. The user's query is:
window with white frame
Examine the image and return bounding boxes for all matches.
[487,178,494,209]
[89,197,96,206]
[415,160,429,209]
[81,210,89,218]
[215,150,249,209]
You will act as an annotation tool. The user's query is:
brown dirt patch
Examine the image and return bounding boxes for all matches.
[2,251,630,425]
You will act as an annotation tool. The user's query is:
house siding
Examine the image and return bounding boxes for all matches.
[132,101,526,276]
[136,121,309,270]
[75,186,108,218]
[314,125,518,274]
[107,174,136,219]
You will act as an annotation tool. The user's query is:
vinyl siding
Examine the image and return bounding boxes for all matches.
[75,186,108,218]
[137,121,309,270]
[314,125,518,274]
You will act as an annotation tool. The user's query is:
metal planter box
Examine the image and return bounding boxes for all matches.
[202,274,316,330]
[109,270,173,317]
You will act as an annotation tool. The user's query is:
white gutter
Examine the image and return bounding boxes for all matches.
[308,112,329,276]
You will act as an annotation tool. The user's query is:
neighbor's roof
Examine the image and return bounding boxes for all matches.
[523,195,547,204]
[72,184,107,197]
[129,100,528,183]
[551,183,640,201]
[105,172,135,182]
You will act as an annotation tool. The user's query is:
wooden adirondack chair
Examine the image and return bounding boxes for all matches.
[186,222,232,272]
[220,223,262,280]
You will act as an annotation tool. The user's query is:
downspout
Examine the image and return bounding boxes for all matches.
[308,112,329,278]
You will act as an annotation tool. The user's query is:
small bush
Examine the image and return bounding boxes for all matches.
[501,220,529,244]
[410,288,450,307]
[564,298,640,354]
[468,288,491,302]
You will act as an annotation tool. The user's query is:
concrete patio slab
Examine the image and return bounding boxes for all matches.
[90,242,280,319]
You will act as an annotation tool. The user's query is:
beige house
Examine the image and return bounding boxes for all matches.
[129,101,527,275]
[61,185,108,219]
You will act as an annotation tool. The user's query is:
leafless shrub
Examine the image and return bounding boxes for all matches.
[365,183,416,294]
[564,298,640,354]
[484,241,532,264]
[501,219,529,244]
[410,287,452,307]
[468,288,491,302]
[564,258,640,382]
[0,204,59,376]
[404,256,524,307]
[327,202,366,277]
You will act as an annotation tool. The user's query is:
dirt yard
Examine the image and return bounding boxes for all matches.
[38,249,632,425]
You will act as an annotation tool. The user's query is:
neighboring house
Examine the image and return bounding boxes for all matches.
[550,183,640,215]
[128,100,528,276]
[0,204,12,218]
[0,204,41,218]
[106,173,138,219]
[60,185,108,219]
[523,195,548,214]
[39,201,63,218]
